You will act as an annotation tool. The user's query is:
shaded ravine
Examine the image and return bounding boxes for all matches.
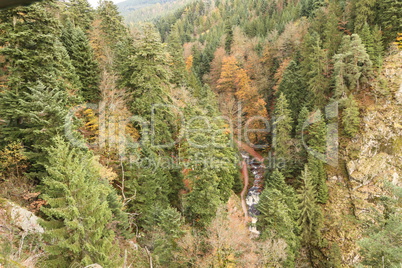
[237,141,265,235]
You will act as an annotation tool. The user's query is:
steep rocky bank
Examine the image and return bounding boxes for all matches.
[323,48,402,266]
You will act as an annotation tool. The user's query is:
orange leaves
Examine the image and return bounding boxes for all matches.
[216,56,239,93]
[217,56,267,118]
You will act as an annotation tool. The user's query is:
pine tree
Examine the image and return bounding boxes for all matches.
[333,34,373,98]
[273,93,293,175]
[40,137,121,267]
[342,95,360,137]
[61,20,101,102]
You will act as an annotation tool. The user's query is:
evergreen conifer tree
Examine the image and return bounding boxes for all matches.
[277,61,308,120]
[40,137,121,267]
[298,165,324,265]
[273,93,294,175]
[306,110,328,203]
[61,20,101,102]
[333,34,373,98]
[63,0,94,31]
[342,95,360,137]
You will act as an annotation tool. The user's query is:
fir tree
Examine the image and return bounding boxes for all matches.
[224,21,233,54]
[61,20,101,102]
[258,188,299,267]
[306,110,328,204]
[0,2,81,94]
[359,23,383,68]
[277,60,308,121]
[273,93,294,175]
[342,95,360,137]
[304,32,330,107]
[295,106,310,172]
[379,0,402,44]
[0,2,81,171]
[63,0,94,31]
[352,0,377,32]
[117,23,176,146]
[182,106,237,228]
[97,0,128,45]
[298,165,324,265]
[40,137,121,267]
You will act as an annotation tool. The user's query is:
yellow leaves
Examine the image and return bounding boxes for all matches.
[396,33,402,50]
[0,142,28,179]
[185,55,193,71]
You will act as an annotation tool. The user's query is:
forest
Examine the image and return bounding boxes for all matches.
[0,0,401,267]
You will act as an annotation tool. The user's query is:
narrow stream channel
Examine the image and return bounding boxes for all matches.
[237,141,266,235]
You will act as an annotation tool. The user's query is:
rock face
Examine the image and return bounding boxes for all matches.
[0,199,44,234]
[322,49,402,266]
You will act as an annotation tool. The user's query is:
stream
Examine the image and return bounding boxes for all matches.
[237,141,266,235]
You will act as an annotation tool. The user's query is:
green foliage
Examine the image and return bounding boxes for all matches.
[298,165,325,265]
[333,34,373,98]
[342,95,360,137]
[224,21,233,54]
[305,109,328,203]
[62,0,94,31]
[300,0,324,17]
[0,2,81,94]
[273,93,294,175]
[359,23,383,68]
[143,206,186,267]
[277,61,308,120]
[258,170,300,266]
[302,31,330,107]
[378,0,402,44]
[97,0,128,44]
[0,83,77,175]
[307,155,328,204]
[359,184,402,267]
[61,21,101,102]
[351,0,377,32]
[182,110,238,228]
[40,137,121,267]
[258,188,299,267]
